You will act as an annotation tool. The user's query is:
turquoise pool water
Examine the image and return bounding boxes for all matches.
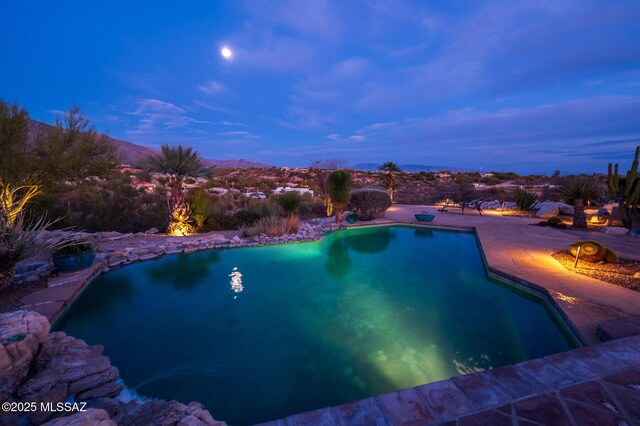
[55,226,577,425]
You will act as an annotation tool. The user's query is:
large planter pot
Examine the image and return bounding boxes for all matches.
[52,250,95,272]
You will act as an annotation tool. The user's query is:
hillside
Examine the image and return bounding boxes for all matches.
[27,119,272,169]
[352,163,474,173]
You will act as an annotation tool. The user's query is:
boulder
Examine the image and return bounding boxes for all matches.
[0,311,50,400]
[557,203,575,215]
[41,408,116,426]
[601,226,629,235]
[145,227,160,234]
[536,204,559,219]
[17,332,122,423]
[88,399,226,426]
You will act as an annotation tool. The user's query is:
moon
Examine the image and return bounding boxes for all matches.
[220,46,233,59]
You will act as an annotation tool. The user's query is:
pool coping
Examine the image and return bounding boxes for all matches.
[259,333,640,426]
[16,221,639,425]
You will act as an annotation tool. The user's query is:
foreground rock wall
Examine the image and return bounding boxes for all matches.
[0,310,225,425]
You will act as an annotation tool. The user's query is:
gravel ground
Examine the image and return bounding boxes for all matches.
[552,251,640,291]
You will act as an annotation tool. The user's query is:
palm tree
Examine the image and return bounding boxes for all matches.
[379,162,401,201]
[558,176,601,229]
[142,145,211,235]
[327,170,353,224]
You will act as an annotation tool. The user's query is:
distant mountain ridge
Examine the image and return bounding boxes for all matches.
[351,163,475,173]
[27,119,272,169]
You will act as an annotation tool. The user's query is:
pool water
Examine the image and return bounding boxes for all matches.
[55,226,577,425]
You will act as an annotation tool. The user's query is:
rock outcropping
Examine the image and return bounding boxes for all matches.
[0,310,225,425]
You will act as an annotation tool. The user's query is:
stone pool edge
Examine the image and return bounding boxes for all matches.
[16,221,621,425]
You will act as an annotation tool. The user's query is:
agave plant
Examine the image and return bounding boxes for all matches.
[0,180,79,288]
[513,189,538,211]
[0,212,68,289]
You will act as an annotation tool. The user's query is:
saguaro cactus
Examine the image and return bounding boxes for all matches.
[607,146,640,230]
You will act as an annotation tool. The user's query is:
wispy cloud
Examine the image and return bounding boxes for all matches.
[217,130,261,139]
[127,98,210,135]
[197,80,225,96]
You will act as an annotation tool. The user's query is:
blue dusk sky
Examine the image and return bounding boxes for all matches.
[2,1,640,174]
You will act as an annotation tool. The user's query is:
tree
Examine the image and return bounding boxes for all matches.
[327,170,353,224]
[0,100,31,182]
[32,105,119,185]
[141,145,212,235]
[309,159,345,217]
[379,162,401,201]
[558,177,601,229]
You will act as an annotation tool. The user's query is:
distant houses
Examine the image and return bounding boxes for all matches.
[272,186,314,197]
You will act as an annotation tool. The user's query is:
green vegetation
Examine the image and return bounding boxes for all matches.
[558,176,601,229]
[538,216,567,229]
[349,187,392,220]
[54,243,92,256]
[241,215,300,238]
[513,189,538,211]
[569,240,618,264]
[379,162,401,199]
[327,170,353,223]
[141,145,211,235]
[189,188,214,230]
[607,146,640,230]
[0,181,66,288]
[274,192,304,217]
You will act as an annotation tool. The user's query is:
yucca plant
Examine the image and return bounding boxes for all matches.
[327,170,353,223]
[559,177,600,229]
[141,145,212,235]
[513,189,538,211]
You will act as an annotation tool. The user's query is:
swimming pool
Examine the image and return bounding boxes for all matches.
[55,225,578,425]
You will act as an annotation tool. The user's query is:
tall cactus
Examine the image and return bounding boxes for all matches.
[607,146,640,230]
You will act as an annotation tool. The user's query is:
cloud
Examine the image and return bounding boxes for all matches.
[217,130,261,139]
[344,95,640,172]
[197,80,225,96]
[127,98,210,135]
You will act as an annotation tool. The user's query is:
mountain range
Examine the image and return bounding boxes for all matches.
[351,163,474,173]
[28,120,272,169]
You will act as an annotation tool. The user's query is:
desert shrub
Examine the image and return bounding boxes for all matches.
[189,188,214,230]
[308,200,327,218]
[208,212,241,230]
[547,216,564,226]
[297,202,312,218]
[233,209,261,226]
[568,240,618,263]
[34,176,168,233]
[349,187,392,220]
[242,215,300,238]
[513,189,538,211]
[255,201,280,218]
[274,192,304,216]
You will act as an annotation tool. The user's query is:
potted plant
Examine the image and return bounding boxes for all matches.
[52,241,95,272]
